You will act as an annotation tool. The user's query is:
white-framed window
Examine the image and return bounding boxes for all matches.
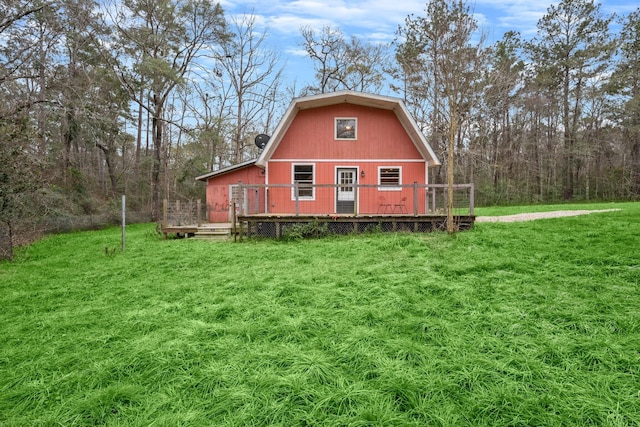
[378,166,401,190]
[335,118,357,140]
[292,163,314,199]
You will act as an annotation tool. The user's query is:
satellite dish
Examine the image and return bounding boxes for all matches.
[254,134,270,149]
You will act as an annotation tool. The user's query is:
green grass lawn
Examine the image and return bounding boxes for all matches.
[1,202,639,426]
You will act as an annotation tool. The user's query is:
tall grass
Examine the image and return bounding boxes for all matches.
[1,202,639,426]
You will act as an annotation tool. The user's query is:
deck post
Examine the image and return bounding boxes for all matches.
[432,187,437,213]
[413,182,418,216]
[232,201,237,242]
[353,183,358,216]
[294,183,300,216]
[426,187,430,214]
[197,200,202,226]
[238,181,243,216]
[469,183,475,216]
[254,189,259,214]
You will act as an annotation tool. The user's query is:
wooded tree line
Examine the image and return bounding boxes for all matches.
[0,0,287,258]
[1,0,639,257]
[303,0,639,207]
[392,0,640,208]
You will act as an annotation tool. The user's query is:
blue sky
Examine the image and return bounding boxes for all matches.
[218,0,636,93]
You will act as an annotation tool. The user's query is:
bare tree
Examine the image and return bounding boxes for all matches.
[608,8,640,197]
[528,0,615,200]
[0,1,46,84]
[214,12,285,164]
[300,25,388,95]
[107,0,228,220]
[397,0,486,232]
[300,25,345,94]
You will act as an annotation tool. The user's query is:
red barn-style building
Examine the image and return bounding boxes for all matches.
[196,91,442,223]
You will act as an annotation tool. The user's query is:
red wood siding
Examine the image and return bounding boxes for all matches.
[265,103,428,215]
[266,161,426,215]
[205,165,264,222]
[271,104,423,161]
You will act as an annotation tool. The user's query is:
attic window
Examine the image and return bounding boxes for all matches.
[335,118,357,140]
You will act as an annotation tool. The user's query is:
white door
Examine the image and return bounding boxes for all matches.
[336,168,356,214]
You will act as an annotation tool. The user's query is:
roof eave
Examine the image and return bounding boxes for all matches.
[195,159,259,182]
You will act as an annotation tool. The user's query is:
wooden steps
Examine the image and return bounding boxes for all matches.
[192,224,232,240]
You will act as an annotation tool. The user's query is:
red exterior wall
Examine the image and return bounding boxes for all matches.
[271,104,422,161]
[266,104,428,215]
[205,165,264,222]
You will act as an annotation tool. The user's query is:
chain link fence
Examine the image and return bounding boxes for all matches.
[243,216,474,239]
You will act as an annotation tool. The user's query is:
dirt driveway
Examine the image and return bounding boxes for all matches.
[476,209,621,223]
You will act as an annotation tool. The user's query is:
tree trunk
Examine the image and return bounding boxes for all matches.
[151,97,163,222]
[96,143,118,195]
[562,64,573,200]
[135,86,144,178]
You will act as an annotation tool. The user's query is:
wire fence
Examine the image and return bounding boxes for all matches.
[1,210,152,261]
[242,215,477,239]
[163,199,203,226]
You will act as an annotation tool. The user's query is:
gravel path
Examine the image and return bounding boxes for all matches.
[476,209,621,223]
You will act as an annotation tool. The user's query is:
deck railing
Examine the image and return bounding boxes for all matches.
[162,183,474,228]
[234,182,474,217]
[162,199,203,227]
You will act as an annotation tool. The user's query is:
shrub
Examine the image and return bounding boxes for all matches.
[282,220,329,240]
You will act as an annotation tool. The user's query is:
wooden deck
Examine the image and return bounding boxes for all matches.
[239,214,475,239]
[161,223,235,240]
[162,215,475,240]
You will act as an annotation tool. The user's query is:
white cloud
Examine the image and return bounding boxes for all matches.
[218,0,628,90]
[285,47,309,57]
[268,15,331,33]
[472,0,548,40]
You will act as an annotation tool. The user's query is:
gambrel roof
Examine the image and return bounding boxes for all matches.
[256,90,441,168]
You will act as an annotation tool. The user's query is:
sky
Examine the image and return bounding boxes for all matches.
[217,0,636,94]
